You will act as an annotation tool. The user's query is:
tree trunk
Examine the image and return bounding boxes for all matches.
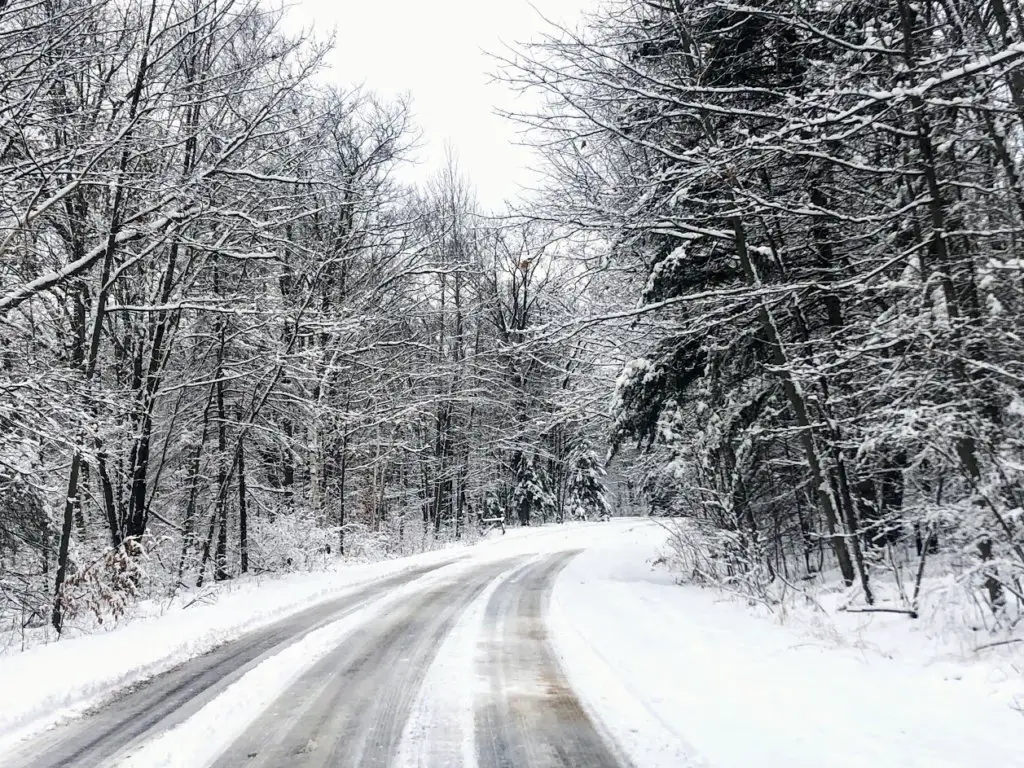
[338,429,348,555]
[238,432,248,574]
[898,0,1002,609]
[51,0,158,633]
[731,217,856,586]
[177,383,215,584]
[213,354,230,582]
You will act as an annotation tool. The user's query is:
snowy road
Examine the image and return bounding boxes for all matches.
[0,563,448,768]
[475,554,623,768]
[1,547,625,768]
[3,519,1021,768]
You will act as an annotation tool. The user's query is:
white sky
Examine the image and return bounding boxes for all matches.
[288,0,591,209]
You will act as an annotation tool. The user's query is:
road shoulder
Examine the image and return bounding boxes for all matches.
[549,521,1024,768]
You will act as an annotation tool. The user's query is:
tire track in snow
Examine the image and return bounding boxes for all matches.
[211,557,528,768]
[394,557,535,768]
[0,563,444,768]
[475,550,630,768]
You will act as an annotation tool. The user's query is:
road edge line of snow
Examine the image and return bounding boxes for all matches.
[546,573,709,768]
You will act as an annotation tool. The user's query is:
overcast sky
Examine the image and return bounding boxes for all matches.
[288,0,590,208]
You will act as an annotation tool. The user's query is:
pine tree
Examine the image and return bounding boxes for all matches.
[512,455,556,526]
[565,451,611,521]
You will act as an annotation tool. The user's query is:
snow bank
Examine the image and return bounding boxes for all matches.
[550,520,1024,768]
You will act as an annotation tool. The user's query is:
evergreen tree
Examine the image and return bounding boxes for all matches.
[565,451,611,521]
[509,0,1024,612]
[512,455,556,526]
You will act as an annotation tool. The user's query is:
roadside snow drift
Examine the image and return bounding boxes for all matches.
[549,521,1024,768]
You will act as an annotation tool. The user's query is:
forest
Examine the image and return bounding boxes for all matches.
[505,0,1024,619]
[0,0,629,635]
[3,0,1024,638]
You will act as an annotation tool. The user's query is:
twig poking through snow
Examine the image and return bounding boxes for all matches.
[840,606,919,618]
[973,638,1024,653]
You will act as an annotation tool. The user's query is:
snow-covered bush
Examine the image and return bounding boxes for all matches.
[249,512,337,572]
[59,536,155,627]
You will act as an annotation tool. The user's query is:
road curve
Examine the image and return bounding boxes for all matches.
[2,550,629,768]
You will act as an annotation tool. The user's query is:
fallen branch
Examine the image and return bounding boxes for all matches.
[973,638,1024,653]
[182,587,217,610]
[839,606,918,618]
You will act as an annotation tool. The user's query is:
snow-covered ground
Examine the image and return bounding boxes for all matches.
[3,518,1022,767]
[551,521,1024,768]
